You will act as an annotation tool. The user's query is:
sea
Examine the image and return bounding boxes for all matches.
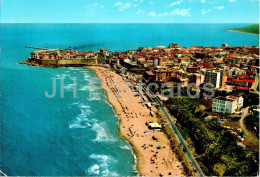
[0,23,258,176]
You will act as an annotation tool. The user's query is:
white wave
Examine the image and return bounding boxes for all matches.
[64,83,77,89]
[79,84,101,92]
[88,154,118,176]
[68,108,92,129]
[120,140,138,175]
[83,73,90,79]
[54,74,70,79]
[69,68,81,71]
[131,147,138,174]
[87,93,102,101]
[54,74,65,79]
[92,123,110,142]
[79,103,90,109]
[120,145,132,150]
[80,108,92,116]
[87,75,101,84]
[87,164,100,175]
[79,85,90,91]
[80,70,87,72]
[69,101,80,105]
[69,122,90,129]
[68,117,91,129]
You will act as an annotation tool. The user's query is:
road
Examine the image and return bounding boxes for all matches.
[239,107,259,149]
[239,107,250,135]
[135,76,204,176]
[250,75,259,95]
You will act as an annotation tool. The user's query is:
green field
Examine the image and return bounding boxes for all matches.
[231,24,259,35]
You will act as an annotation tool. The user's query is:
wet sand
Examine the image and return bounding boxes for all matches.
[87,66,184,176]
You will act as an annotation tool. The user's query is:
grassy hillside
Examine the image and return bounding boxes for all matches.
[165,97,259,176]
[232,24,259,35]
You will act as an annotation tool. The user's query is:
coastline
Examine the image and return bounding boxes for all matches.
[227,30,259,36]
[86,66,184,176]
[86,66,141,173]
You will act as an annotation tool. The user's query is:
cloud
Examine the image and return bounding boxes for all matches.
[201,9,207,15]
[114,2,132,11]
[201,0,206,3]
[86,3,105,9]
[149,1,155,5]
[136,10,145,14]
[215,6,224,9]
[171,8,191,16]
[158,12,170,17]
[229,0,236,2]
[148,8,192,17]
[201,8,211,15]
[148,11,157,17]
[170,0,183,7]
[132,0,144,8]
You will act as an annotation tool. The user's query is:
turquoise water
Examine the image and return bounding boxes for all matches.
[0,23,258,176]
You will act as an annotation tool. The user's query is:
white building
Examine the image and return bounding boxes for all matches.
[212,95,244,114]
[205,70,221,88]
[156,46,166,49]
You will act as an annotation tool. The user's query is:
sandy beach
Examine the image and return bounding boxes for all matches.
[227,30,259,36]
[87,66,184,176]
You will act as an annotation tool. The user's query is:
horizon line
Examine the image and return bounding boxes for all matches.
[1,22,259,24]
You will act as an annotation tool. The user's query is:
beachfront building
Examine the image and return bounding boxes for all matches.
[212,95,244,114]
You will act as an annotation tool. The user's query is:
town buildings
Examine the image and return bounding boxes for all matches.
[26,43,259,94]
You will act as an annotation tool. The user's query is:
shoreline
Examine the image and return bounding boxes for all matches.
[86,66,184,176]
[227,29,259,36]
[86,66,143,174]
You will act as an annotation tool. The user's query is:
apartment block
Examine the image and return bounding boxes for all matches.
[212,95,244,114]
[205,70,221,88]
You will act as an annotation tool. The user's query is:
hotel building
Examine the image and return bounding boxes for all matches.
[212,95,244,114]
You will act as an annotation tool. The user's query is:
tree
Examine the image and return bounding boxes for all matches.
[213,163,226,176]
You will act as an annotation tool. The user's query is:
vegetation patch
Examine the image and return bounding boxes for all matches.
[231,24,259,35]
[244,115,259,137]
[165,97,259,176]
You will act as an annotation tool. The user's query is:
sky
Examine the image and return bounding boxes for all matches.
[1,0,259,23]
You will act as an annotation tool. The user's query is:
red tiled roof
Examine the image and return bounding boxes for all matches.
[145,71,155,76]
[134,55,145,58]
[178,57,190,60]
[237,74,250,78]
[237,87,249,91]
[232,79,255,83]
[227,76,234,79]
